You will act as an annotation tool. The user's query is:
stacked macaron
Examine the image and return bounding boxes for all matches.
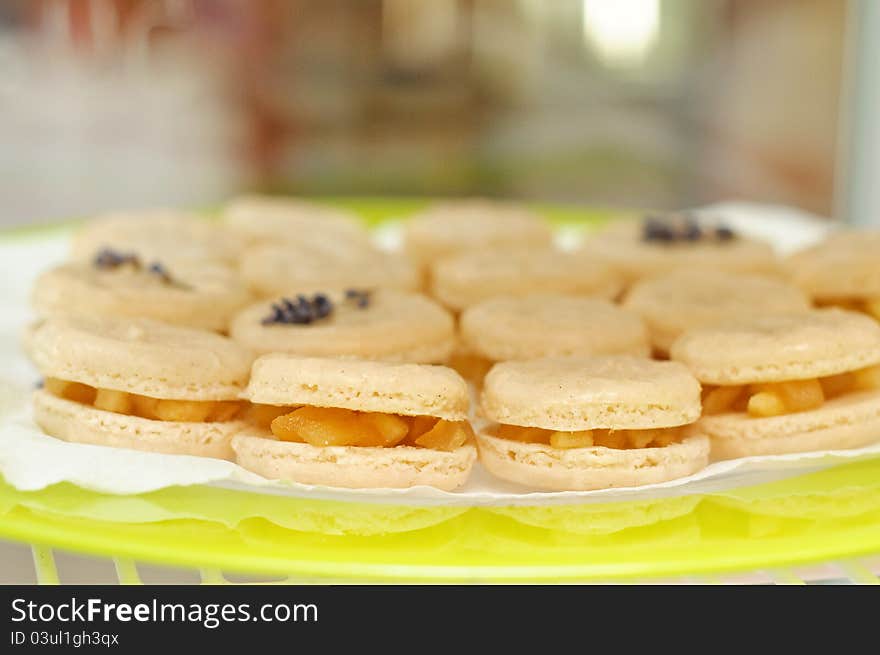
[38,210,254,333]
[455,294,649,383]
[230,194,418,299]
[403,198,553,270]
[581,211,779,285]
[33,256,252,333]
[477,356,709,490]
[233,356,476,490]
[222,194,371,249]
[230,289,455,363]
[671,310,880,459]
[238,237,419,299]
[29,316,253,459]
[786,231,880,321]
[71,209,245,266]
[623,270,810,356]
[431,249,623,312]
[25,198,880,493]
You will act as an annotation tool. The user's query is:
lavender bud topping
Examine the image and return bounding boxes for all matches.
[262,289,372,325]
[641,213,737,244]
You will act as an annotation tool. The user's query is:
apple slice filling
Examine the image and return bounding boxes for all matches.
[491,424,685,449]
[43,377,242,422]
[263,405,474,452]
[701,365,880,418]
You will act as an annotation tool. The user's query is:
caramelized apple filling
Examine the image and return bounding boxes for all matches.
[701,365,880,418]
[492,424,685,449]
[44,377,242,422]
[262,405,474,451]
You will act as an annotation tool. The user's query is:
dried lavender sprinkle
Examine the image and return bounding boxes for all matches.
[93,248,140,269]
[640,215,736,244]
[344,288,372,308]
[261,290,370,325]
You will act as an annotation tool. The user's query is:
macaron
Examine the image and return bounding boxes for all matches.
[29,316,254,459]
[670,309,880,459]
[71,210,243,265]
[230,289,455,362]
[222,194,371,247]
[581,213,779,284]
[239,239,419,299]
[403,199,553,268]
[459,294,649,372]
[431,248,623,312]
[477,356,709,491]
[786,230,880,320]
[623,270,811,355]
[32,255,252,333]
[233,356,476,490]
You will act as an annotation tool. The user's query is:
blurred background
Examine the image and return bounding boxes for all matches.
[0,0,875,584]
[0,0,871,226]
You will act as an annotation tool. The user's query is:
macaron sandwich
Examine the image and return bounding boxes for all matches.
[239,237,419,299]
[230,289,455,363]
[623,270,810,356]
[403,199,553,269]
[71,209,244,266]
[32,250,252,333]
[476,356,709,490]
[222,194,371,248]
[233,356,477,490]
[671,309,880,459]
[29,316,254,459]
[786,230,880,321]
[581,212,779,284]
[456,294,649,383]
[431,248,623,312]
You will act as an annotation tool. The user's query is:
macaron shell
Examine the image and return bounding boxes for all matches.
[623,270,811,354]
[581,220,780,282]
[29,316,253,400]
[230,290,455,362]
[481,356,702,431]
[243,355,470,420]
[698,389,880,460]
[431,249,623,311]
[786,231,880,300]
[239,241,419,299]
[232,432,476,490]
[403,199,553,267]
[34,390,243,459]
[460,294,649,361]
[222,195,370,246]
[670,309,880,384]
[71,210,243,265]
[32,261,252,332]
[476,432,709,491]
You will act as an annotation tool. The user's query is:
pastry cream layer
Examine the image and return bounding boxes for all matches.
[702,365,880,418]
[44,377,242,422]
[260,405,473,452]
[490,424,685,450]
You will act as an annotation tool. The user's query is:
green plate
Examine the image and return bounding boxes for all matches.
[2,199,878,581]
[2,458,880,581]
